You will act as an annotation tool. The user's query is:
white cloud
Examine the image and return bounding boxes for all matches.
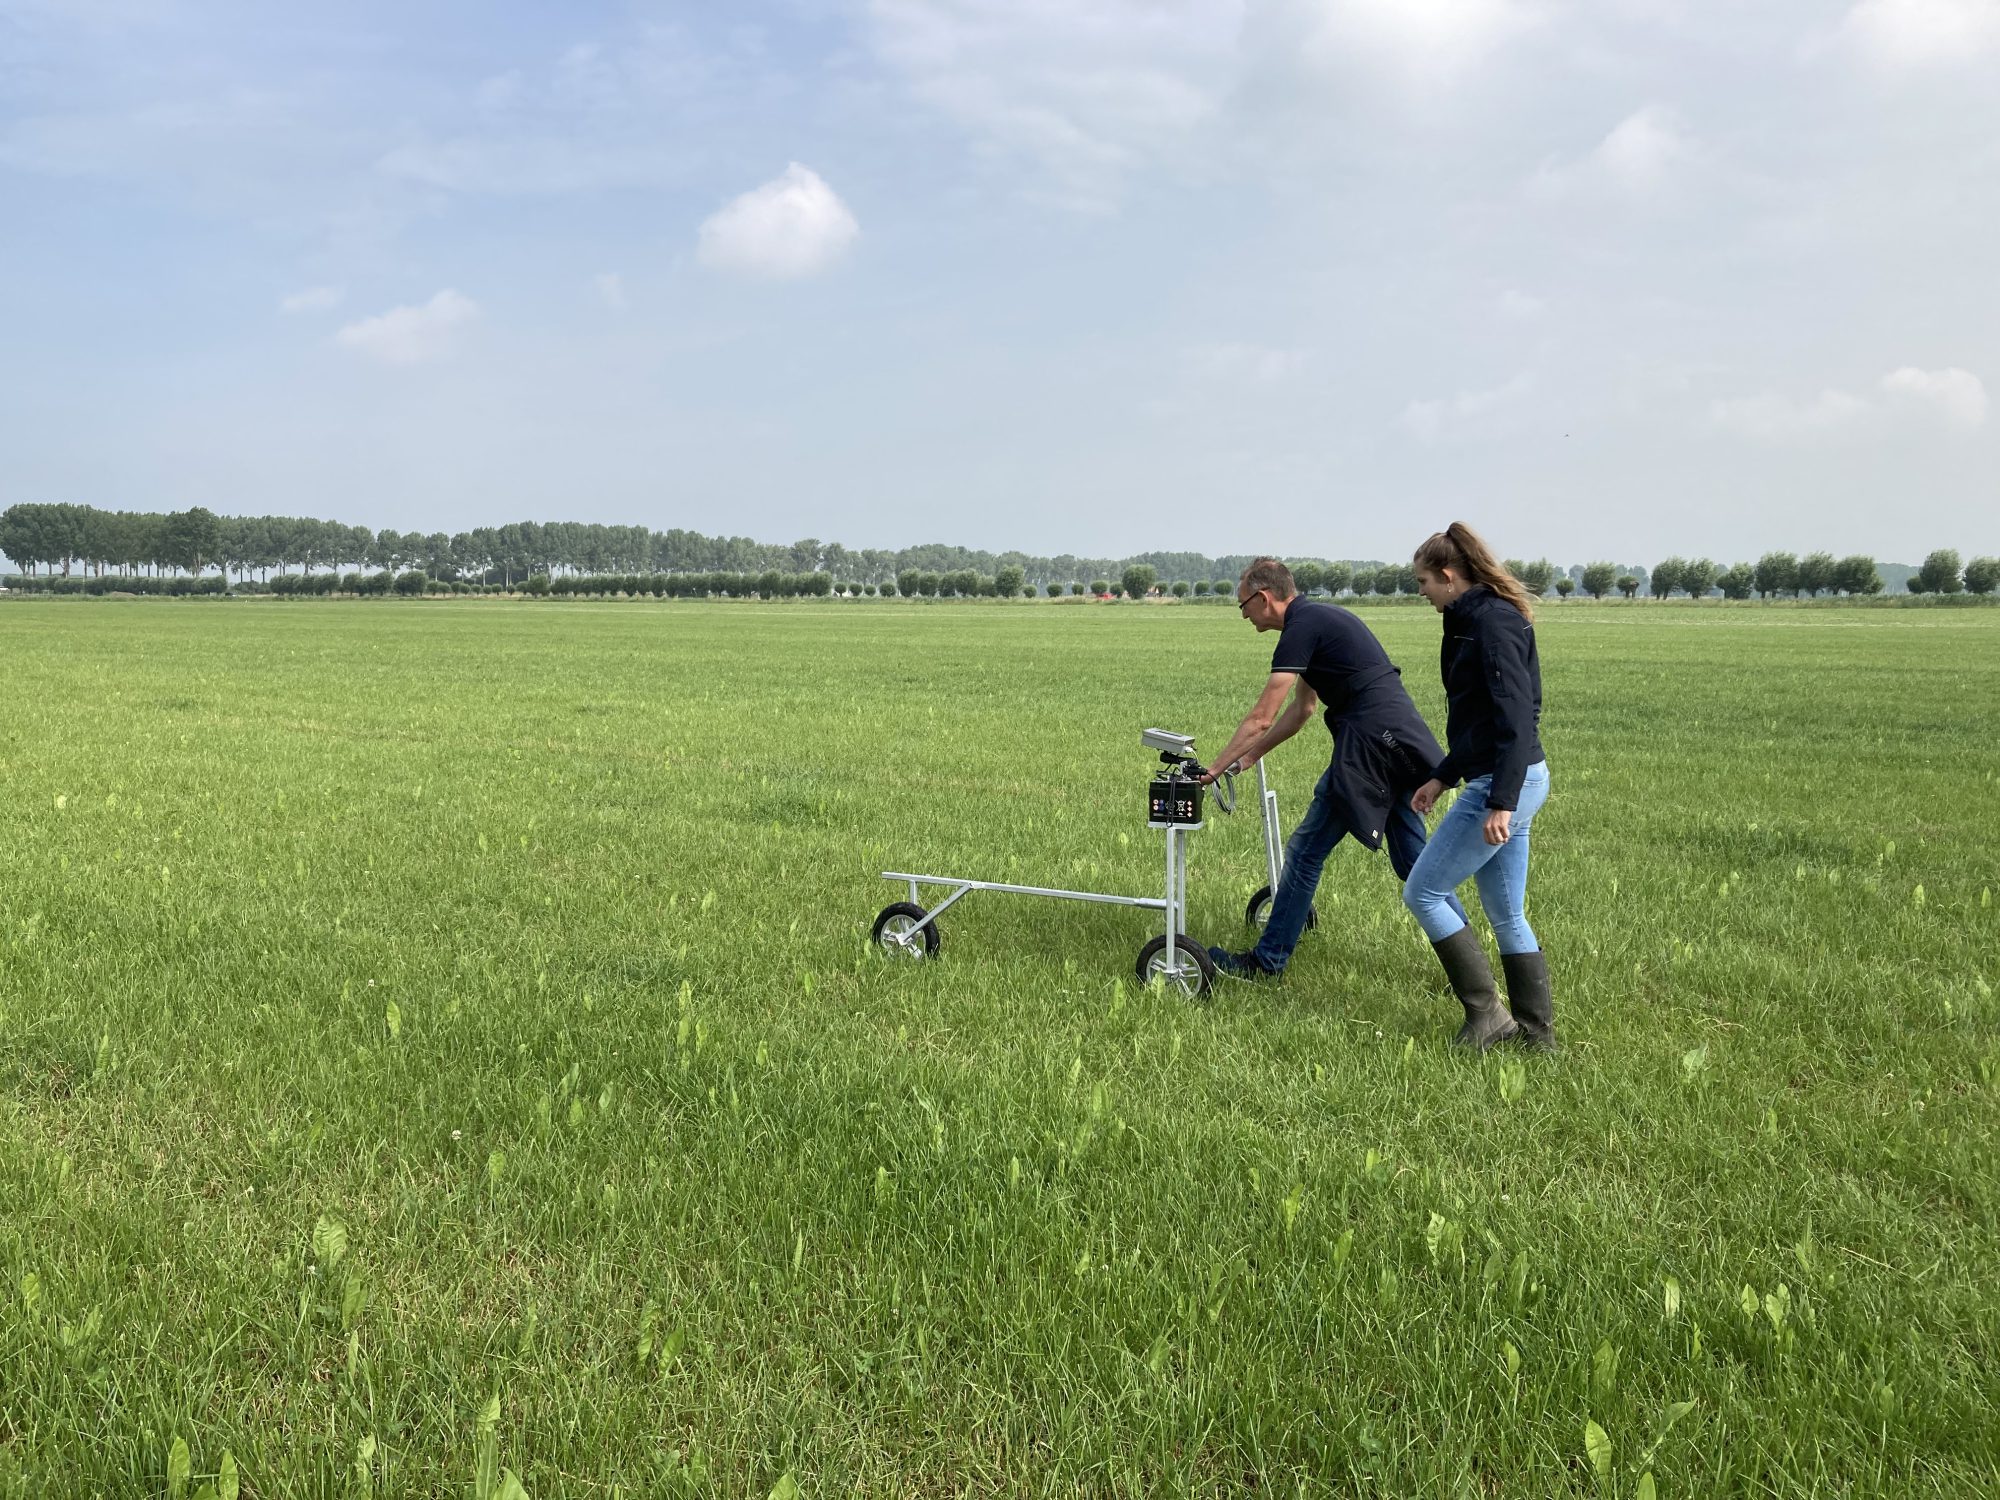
[595,272,629,311]
[1880,365,1988,426]
[333,289,480,365]
[1595,106,1687,188]
[1402,370,1535,442]
[475,71,525,114]
[1188,342,1311,382]
[1712,366,1987,438]
[1497,289,1546,320]
[1530,105,1692,201]
[374,30,739,197]
[280,285,343,314]
[1835,0,2000,70]
[376,137,674,196]
[1280,0,1543,87]
[867,0,1236,207]
[696,163,859,280]
[866,1,1540,208]
[1710,388,1869,439]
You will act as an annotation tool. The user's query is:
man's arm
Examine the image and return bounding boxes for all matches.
[1235,680,1319,768]
[1200,672,1308,784]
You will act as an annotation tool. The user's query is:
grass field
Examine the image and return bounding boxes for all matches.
[2,598,1996,1498]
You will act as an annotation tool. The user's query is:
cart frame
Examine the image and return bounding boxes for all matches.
[870,735,1302,998]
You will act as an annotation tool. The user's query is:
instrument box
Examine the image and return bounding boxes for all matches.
[1148,775,1203,827]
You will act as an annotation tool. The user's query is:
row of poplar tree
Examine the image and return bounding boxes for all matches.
[0,502,1183,587]
[2,501,1991,599]
[1628,550,1993,598]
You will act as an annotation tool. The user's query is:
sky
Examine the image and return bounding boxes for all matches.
[2,0,1996,565]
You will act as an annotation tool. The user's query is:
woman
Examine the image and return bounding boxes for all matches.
[1403,523,1554,1052]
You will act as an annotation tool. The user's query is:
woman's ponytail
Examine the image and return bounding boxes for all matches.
[1414,522,1537,621]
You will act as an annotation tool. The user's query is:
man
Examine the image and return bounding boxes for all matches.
[1199,558,1465,978]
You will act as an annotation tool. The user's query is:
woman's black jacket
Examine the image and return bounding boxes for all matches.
[1431,585,1544,811]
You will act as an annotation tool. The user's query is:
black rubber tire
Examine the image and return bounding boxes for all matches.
[1135,934,1215,998]
[871,902,940,958]
[1245,884,1317,931]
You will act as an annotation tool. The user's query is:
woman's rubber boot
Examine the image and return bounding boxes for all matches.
[1501,951,1556,1053]
[1432,928,1518,1051]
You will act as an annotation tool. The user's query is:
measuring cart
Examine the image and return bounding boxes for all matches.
[870,729,1297,998]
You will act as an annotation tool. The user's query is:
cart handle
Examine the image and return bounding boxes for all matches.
[1210,765,1237,815]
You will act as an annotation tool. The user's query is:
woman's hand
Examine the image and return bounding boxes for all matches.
[1483,808,1513,846]
[1410,779,1444,816]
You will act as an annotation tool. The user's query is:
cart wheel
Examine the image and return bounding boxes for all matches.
[872,902,940,959]
[1135,934,1215,999]
[1245,884,1317,931]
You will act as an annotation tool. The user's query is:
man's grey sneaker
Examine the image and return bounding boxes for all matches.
[1207,946,1279,980]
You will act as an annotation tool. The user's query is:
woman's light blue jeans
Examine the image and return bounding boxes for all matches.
[1402,762,1550,954]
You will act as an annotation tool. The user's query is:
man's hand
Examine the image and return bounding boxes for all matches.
[1410,779,1444,816]
[1198,758,1245,786]
[1483,808,1512,846]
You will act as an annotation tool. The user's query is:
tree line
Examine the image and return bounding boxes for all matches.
[2,500,1992,600]
[1604,550,1993,599]
[0,503,1294,590]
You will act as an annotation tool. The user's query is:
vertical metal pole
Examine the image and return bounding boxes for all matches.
[1267,789,1282,889]
[1164,826,1178,975]
[1168,828,1184,944]
[1259,762,1282,892]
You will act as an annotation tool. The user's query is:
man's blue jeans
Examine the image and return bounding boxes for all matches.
[1254,764,1468,972]
[1402,763,1551,954]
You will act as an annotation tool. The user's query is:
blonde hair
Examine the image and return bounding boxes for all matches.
[1413,522,1536,621]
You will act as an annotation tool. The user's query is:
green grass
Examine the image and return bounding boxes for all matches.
[1,598,1995,1498]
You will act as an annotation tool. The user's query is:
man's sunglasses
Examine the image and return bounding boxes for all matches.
[1237,590,1265,615]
